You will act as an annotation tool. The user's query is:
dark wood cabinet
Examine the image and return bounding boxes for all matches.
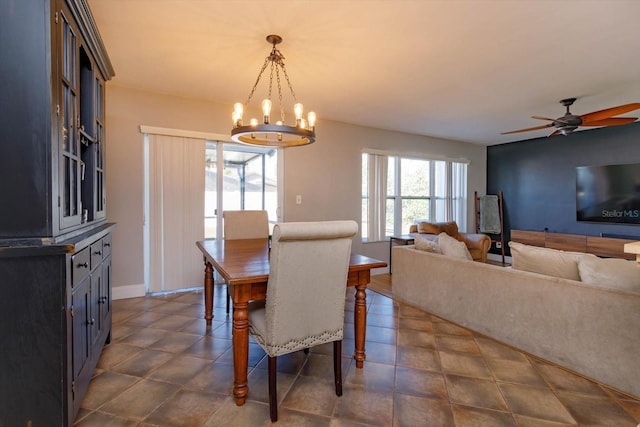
[0,0,113,241]
[71,232,113,418]
[0,1,115,425]
[1,225,115,426]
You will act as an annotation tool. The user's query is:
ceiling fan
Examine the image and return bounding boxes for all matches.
[501,98,640,137]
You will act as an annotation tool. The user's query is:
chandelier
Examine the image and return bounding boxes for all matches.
[231,35,316,147]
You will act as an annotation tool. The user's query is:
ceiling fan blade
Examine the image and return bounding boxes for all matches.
[580,117,638,127]
[501,123,553,135]
[548,129,562,137]
[579,103,640,123]
[532,115,570,125]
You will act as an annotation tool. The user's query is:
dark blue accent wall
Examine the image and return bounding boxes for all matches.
[487,121,640,253]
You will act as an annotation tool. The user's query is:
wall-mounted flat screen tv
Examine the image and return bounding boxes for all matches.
[576,163,640,224]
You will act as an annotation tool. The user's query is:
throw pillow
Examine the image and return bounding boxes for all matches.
[508,241,582,281]
[577,254,640,293]
[438,232,472,260]
[415,235,440,253]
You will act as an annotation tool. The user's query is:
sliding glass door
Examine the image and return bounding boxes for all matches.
[144,131,279,294]
[205,142,278,239]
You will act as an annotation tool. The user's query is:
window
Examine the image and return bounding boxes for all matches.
[362,152,467,241]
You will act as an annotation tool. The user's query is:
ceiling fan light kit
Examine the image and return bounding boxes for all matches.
[502,98,640,137]
[231,35,316,148]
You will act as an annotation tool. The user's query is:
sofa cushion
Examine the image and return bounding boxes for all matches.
[508,241,581,281]
[418,222,442,235]
[438,232,472,260]
[418,221,459,238]
[578,254,640,293]
[415,235,440,253]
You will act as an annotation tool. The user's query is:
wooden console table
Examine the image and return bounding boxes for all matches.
[389,234,415,272]
[510,229,637,260]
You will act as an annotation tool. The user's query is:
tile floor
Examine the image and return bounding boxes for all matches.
[75,275,640,426]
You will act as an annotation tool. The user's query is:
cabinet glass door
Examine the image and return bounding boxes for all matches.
[94,78,106,219]
[59,10,82,229]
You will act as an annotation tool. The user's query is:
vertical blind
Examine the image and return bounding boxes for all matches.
[148,134,205,292]
[366,153,388,242]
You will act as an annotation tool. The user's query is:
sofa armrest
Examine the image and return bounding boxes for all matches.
[461,233,491,262]
[463,233,492,250]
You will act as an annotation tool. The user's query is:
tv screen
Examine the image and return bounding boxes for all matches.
[576,163,640,224]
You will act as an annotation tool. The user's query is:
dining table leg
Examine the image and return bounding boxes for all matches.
[353,272,369,368]
[204,260,214,325]
[232,300,250,405]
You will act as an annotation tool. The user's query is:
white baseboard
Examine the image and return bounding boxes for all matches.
[113,283,146,300]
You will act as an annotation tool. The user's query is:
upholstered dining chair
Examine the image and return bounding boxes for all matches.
[247,220,358,422]
[222,210,270,313]
[222,210,270,241]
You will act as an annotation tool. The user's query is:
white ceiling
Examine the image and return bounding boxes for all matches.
[87,0,640,146]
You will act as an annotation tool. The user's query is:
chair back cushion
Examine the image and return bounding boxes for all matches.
[253,220,357,357]
[223,210,269,240]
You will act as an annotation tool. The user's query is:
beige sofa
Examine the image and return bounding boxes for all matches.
[391,243,640,398]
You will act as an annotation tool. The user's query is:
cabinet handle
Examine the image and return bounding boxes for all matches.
[104,243,111,247]
[93,250,102,255]
[89,318,95,325]
[77,262,88,268]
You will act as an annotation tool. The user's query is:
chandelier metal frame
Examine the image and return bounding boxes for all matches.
[231,35,316,147]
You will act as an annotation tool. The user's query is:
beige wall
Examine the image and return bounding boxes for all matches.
[106,84,486,292]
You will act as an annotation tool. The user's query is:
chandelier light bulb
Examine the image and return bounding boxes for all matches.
[262,99,272,124]
[307,111,316,129]
[250,118,258,139]
[300,118,307,129]
[233,103,244,125]
[294,103,303,125]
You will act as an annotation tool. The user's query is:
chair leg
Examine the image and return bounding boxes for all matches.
[268,356,278,422]
[333,340,342,396]
[226,290,230,314]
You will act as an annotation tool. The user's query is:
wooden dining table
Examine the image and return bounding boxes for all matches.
[196,238,387,406]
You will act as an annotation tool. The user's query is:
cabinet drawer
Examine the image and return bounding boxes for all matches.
[90,240,104,271]
[102,233,112,259]
[72,248,91,286]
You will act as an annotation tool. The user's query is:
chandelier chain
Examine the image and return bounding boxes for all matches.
[268,59,275,101]
[244,56,271,105]
[276,66,285,122]
[281,64,297,104]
